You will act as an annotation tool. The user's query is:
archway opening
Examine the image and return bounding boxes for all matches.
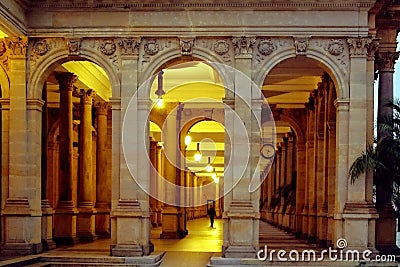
[148,60,225,253]
[259,56,338,249]
[42,60,113,247]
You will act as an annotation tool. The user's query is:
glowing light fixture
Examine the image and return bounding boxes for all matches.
[155,70,165,108]
[184,132,192,146]
[212,168,219,183]
[206,157,213,172]
[194,142,202,162]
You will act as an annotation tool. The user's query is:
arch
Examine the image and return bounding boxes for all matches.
[28,45,120,100]
[253,46,348,99]
[138,46,234,100]
[279,114,305,145]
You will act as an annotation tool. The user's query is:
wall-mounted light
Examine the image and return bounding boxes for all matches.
[155,70,165,108]
[194,142,202,162]
[212,168,219,183]
[206,157,213,172]
[184,132,192,146]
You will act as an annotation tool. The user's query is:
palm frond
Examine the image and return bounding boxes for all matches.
[349,145,377,184]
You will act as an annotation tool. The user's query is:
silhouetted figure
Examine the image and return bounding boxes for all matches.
[208,204,217,228]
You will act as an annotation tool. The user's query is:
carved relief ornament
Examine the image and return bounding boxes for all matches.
[347,37,372,57]
[100,39,117,56]
[67,38,81,55]
[6,37,28,57]
[213,40,230,56]
[376,51,399,72]
[144,39,160,56]
[327,39,345,56]
[232,36,256,56]
[293,37,310,56]
[179,37,194,56]
[118,37,141,56]
[257,39,275,56]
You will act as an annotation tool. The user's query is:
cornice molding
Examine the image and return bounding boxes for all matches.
[21,0,377,11]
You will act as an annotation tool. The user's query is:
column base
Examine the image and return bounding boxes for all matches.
[111,244,142,257]
[54,201,79,245]
[222,200,259,258]
[77,205,98,242]
[222,245,257,258]
[1,243,43,256]
[160,207,185,239]
[376,204,400,255]
[42,239,57,251]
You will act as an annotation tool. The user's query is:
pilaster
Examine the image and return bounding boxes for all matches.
[222,36,259,258]
[1,37,43,255]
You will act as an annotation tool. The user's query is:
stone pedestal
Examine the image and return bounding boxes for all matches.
[2,199,43,255]
[54,201,79,245]
[160,206,184,238]
[111,200,154,256]
[41,200,56,250]
[222,201,259,258]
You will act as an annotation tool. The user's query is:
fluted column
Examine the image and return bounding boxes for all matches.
[53,71,79,245]
[76,88,97,241]
[95,101,111,237]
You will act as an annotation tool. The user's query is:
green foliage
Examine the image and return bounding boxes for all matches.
[349,99,400,194]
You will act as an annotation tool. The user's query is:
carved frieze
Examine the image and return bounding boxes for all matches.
[310,38,349,69]
[6,37,28,57]
[293,37,310,56]
[141,38,175,67]
[213,40,230,56]
[67,38,81,55]
[144,39,160,56]
[347,37,372,57]
[118,37,141,56]
[254,37,291,66]
[179,37,194,56]
[0,40,9,71]
[232,36,256,56]
[257,39,275,56]
[327,39,345,56]
[100,39,117,56]
[30,39,51,66]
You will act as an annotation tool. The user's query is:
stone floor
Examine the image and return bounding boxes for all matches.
[0,218,399,266]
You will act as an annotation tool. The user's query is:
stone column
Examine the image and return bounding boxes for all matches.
[278,141,286,228]
[339,37,378,252]
[149,139,158,228]
[295,144,306,238]
[156,143,164,226]
[1,37,43,255]
[160,105,184,239]
[221,36,260,258]
[285,133,295,232]
[95,101,111,237]
[306,95,317,243]
[316,82,328,248]
[52,72,79,245]
[375,31,399,254]
[76,88,97,241]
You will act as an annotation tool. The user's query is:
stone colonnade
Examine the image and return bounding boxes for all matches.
[260,74,338,248]
[0,31,396,259]
[51,72,111,244]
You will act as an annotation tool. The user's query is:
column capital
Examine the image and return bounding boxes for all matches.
[78,89,96,104]
[5,36,28,58]
[347,37,372,57]
[232,36,256,58]
[376,51,399,72]
[95,101,111,115]
[55,71,78,91]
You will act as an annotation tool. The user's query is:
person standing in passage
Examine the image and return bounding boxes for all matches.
[208,204,217,228]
